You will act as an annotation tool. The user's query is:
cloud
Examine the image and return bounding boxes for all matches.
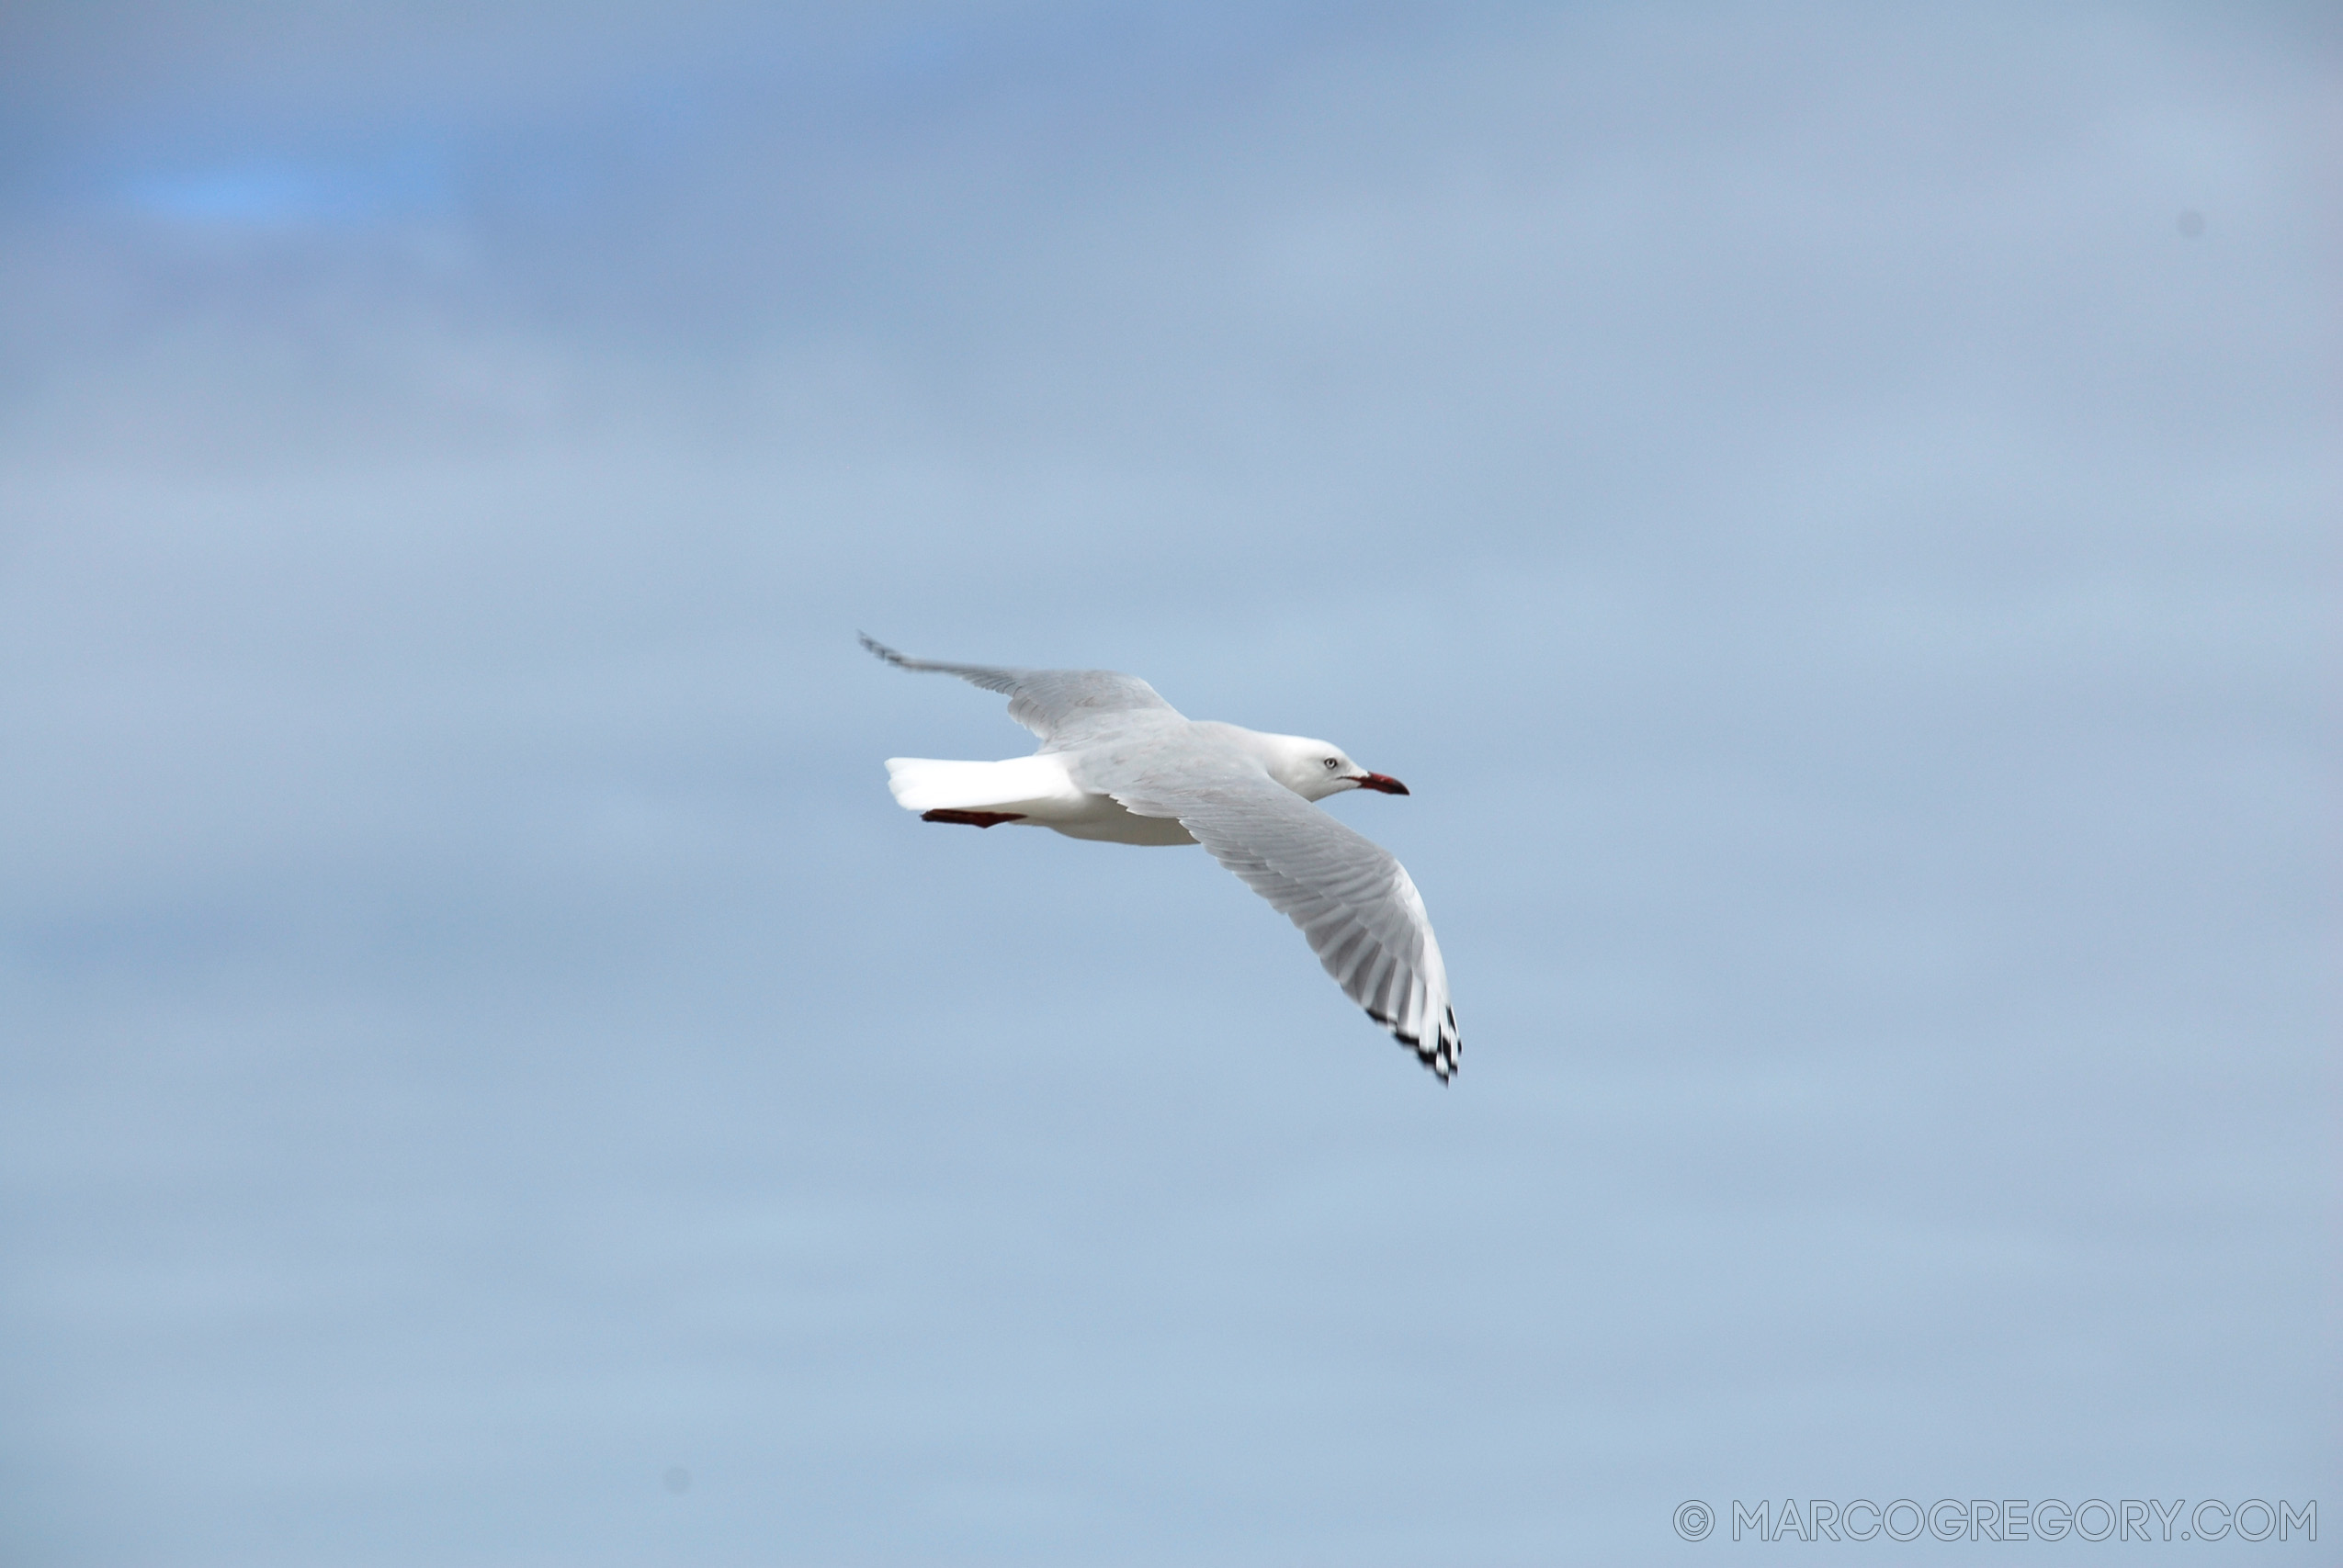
[1,4,2335,1562]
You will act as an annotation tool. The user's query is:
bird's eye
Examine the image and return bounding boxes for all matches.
[1323,757,1339,770]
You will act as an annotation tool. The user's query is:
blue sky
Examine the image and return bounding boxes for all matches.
[1,4,2335,1564]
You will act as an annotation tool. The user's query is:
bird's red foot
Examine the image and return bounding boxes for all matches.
[921,808,1026,828]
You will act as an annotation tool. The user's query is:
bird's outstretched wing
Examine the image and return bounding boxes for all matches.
[861,635,1183,750]
[1108,758,1461,1080]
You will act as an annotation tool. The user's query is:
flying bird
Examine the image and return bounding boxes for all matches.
[862,635,1461,1079]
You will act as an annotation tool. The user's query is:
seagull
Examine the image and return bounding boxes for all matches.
[862,635,1461,1079]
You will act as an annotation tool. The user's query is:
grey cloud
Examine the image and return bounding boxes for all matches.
[1,4,2334,1563]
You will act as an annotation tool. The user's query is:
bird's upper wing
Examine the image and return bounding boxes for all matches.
[861,635,1183,750]
[1107,756,1461,1080]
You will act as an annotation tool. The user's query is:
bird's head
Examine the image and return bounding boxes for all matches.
[1264,734,1410,803]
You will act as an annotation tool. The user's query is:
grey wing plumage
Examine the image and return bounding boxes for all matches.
[1111,761,1462,1080]
[860,634,1183,750]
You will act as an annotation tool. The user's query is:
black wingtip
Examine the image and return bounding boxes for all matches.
[860,633,911,668]
[1375,1010,1461,1082]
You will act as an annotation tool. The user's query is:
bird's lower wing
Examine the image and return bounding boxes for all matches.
[1111,761,1461,1080]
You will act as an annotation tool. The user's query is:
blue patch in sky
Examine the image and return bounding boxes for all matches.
[119,148,450,227]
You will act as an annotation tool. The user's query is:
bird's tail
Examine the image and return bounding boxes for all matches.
[883,755,1071,814]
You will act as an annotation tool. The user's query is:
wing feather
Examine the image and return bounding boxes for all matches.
[861,634,1182,750]
[1108,761,1461,1079]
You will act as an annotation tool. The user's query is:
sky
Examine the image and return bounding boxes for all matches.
[1,3,2336,1564]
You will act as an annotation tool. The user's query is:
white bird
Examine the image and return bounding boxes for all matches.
[863,635,1461,1079]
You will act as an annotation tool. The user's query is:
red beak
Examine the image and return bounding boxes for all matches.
[1354,773,1409,795]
